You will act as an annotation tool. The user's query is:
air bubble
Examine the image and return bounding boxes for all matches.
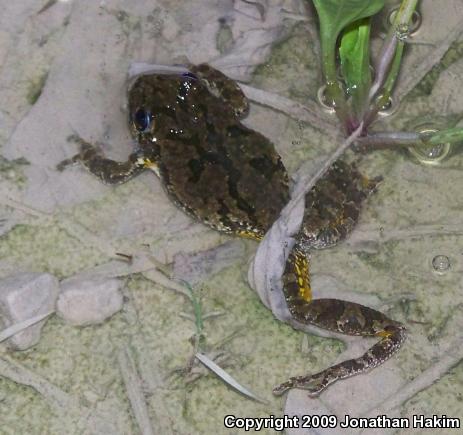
[377,96,398,117]
[387,8,422,35]
[408,126,452,166]
[432,255,450,273]
[317,85,335,114]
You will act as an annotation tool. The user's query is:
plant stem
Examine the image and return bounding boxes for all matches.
[289,124,364,212]
[368,0,419,101]
[395,16,463,100]
[357,127,463,150]
[357,131,419,149]
[424,127,463,147]
[328,82,353,133]
[179,280,204,348]
[364,43,405,127]
[322,39,350,129]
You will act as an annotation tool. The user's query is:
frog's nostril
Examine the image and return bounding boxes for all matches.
[133,108,153,132]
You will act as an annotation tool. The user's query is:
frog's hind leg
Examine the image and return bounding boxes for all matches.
[57,135,154,185]
[189,63,250,119]
[275,247,406,396]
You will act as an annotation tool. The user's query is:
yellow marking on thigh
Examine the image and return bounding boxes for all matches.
[294,250,312,302]
[376,330,393,339]
[236,230,311,302]
[361,174,379,191]
[138,157,160,177]
[237,230,263,241]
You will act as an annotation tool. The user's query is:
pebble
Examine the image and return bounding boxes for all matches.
[56,276,124,326]
[0,273,60,350]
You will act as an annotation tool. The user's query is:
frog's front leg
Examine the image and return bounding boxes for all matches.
[276,248,406,396]
[189,64,250,119]
[57,135,157,185]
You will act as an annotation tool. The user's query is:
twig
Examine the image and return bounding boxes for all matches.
[357,131,419,150]
[178,312,194,322]
[346,223,463,248]
[142,269,191,298]
[239,84,340,140]
[369,0,419,100]
[369,33,399,101]
[203,311,226,321]
[249,125,364,322]
[0,355,78,411]
[195,352,267,403]
[118,347,155,435]
[357,127,463,151]
[395,16,463,101]
[0,354,121,432]
[0,311,55,343]
[1,197,49,219]
[289,123,364,212]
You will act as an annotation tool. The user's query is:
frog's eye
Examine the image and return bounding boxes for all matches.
[133,108,153,132]
[181,71,198,81]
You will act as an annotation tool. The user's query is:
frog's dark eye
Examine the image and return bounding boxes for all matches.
[133,108,153,132]
[182,71,198,81]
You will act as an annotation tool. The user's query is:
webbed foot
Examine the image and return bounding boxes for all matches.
[274,297,406,397]
[57,134,154,184]
[273,373,325,397]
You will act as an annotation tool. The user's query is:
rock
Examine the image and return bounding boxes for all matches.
[0,272,60,350]
[56,276,123,326]
[172,240,245,285]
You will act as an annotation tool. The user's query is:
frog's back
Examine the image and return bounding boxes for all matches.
[128,71,377,245]
[298,161,380,250]
[129,72,290,236]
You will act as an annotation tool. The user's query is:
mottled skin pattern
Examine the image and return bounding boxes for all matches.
[300,163,382,250]
[59,64,406,396]
[277,248,406,395]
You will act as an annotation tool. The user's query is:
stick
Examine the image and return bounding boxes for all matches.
[118,347,155,435]
[0,311,54,344]
[369,0,419,100]
[395,16,463,100]
[239,83,340,140]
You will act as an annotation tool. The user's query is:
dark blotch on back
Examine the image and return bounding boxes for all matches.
[249,156,280,182]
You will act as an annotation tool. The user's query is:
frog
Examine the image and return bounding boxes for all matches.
[59,63,406,396]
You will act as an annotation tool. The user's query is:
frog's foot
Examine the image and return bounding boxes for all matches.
[273,317,406,396]
[57,134,155,184]
[273,373,327,397]
[189,63,250,119]
[275,296,406,396]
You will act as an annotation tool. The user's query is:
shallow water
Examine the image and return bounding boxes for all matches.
[0,1,462,434]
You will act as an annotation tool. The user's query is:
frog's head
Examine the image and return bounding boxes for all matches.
[128,73,180,145]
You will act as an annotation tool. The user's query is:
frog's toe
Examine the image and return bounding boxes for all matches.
[272,379,296,396]
[67,133,81,143]
[67,134,102,155]
[56,156,77,171]
[273,373,326,397]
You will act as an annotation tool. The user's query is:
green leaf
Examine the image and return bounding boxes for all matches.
[312,0,384,83]
[339,18,372,118]
[310,0,384,127]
